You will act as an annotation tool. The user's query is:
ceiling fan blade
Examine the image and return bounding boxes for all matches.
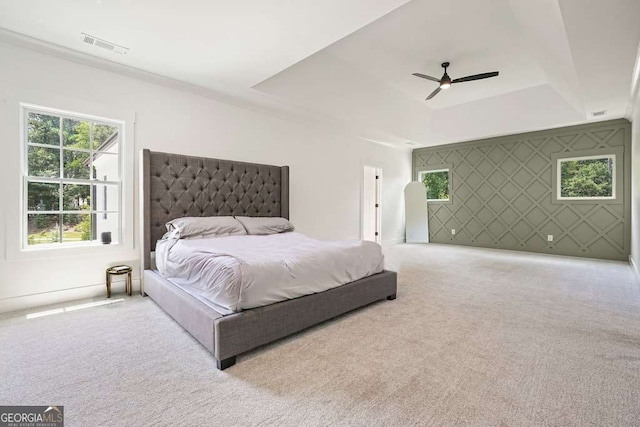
[412,72,440,83]
[452,71,499,84]
[426,87,441,100]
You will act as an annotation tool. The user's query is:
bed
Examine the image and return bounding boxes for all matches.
[141,149,397,370]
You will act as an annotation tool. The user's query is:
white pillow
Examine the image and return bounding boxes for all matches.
[165,216,247,239]
[235,216,294,235]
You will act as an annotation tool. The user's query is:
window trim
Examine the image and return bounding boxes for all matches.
[21,104,125,251]
[556,154,616,201]
[551,147,623,205]
[417,166,452,203]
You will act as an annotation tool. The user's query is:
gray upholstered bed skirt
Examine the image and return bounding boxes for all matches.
[143,269,397,365]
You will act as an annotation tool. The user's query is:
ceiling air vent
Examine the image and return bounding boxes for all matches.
[592,110,607,117]
[81,33,129,55]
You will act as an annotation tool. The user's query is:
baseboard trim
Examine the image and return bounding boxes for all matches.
[383,237,405,247]
[0,278,140,314]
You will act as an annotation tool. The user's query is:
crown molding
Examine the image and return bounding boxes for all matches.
[0,27,411,151]
[0,28,246,107]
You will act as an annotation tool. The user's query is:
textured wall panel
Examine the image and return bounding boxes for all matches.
[412,119,631,261]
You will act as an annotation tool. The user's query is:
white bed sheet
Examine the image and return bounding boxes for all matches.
[155,232,384,314]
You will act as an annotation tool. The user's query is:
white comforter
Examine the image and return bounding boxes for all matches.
[155,232,384,314]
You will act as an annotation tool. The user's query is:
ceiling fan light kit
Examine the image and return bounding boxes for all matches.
[439,62,452,89]
[412,62,499,100]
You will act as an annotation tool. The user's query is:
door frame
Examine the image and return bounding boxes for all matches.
[361,164,382,244]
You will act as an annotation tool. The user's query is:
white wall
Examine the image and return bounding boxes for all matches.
[0,42,411,313]
[630,77,640,273]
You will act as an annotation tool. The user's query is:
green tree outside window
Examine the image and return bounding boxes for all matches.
[560,157,613,198]
[25,111,119,245]
[421,170,449,200]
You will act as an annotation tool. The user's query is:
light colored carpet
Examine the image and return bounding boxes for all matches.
[2,244,640,426]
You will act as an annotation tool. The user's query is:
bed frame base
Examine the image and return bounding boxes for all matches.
[143,269,397,370]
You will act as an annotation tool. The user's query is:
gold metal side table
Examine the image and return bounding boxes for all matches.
[106,265,132,298]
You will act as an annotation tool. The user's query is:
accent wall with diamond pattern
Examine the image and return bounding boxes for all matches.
[412,119,631,261]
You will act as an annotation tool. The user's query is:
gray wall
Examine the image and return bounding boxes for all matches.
[413,119,631,261]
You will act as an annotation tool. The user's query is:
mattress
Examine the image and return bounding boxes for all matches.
[155,232,384,314]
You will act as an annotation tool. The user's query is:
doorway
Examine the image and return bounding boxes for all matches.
[362,165,382,244]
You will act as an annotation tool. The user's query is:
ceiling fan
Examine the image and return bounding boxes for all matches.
[412,62,499,100]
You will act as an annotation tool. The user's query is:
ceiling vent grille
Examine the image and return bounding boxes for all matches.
[81,33,129,55]
[592,110,607,117]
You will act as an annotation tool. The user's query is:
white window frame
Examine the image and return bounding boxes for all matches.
[21,104,124,250]
[556,154,616,201]
[418,168,451,202]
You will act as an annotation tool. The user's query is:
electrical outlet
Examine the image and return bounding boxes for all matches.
[451,229,456,235]
[547,234,553,242]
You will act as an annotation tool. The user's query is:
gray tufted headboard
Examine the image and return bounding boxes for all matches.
[141,149,289,269]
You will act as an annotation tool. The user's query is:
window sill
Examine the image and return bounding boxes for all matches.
[552,197,622,205]
[23,241,122,252]
[7,239,132,262]
[426,198,452,205]
[557,196,615,201]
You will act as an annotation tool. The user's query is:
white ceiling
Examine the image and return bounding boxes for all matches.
[0,0,411,87]
[324,0,548,110]
[1,0,639,148]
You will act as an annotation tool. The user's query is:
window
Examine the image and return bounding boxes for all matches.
[557,155,615,200]
[419,169,450,201]
[23,107,122,248]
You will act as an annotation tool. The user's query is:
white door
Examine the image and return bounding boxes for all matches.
[362,165,382,244]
